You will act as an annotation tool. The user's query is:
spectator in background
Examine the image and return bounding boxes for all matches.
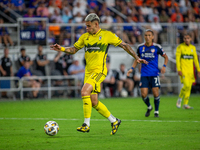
[35,45,49,76]
[73,1,87,17]
[68,58,85,83]
[50,9,63,23]
[63,54,73,74]
[100,10,114,24]
[102,57,117,98]
[148,7,159,23]
[150,16,162,43]
[62,1,73,16]
[62,8,72,23]
[49,0,62,9]
[113,15,133,45]
[179,0,191,15]
[16,60,41,98]
[171,7,184,22]
[49,19,61,43]
[159,10,169,44]
[87,0,98,10]
[74,12,84,23]
[53,51,67,76]
[188,14,198,43]
[10,0,25,15]
[18,47,33,68]
[0,18,14,47]
[48,0,61,19]
[59,30,71,46]
[23,8,39,30]
[123,16,142,45]
[160,73,173,95]
[36,2,49,17]
[116,63,134,97]
[29,0,41,9]
[0,47,13,98]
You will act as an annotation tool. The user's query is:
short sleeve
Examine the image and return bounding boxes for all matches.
[74,34,85,50]
[106,31,122,47]
[137,47,140,57]
[157,45,165,56]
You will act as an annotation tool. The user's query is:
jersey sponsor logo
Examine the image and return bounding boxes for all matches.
[181,54,194,59]
[85,43,106,53]
[85,47,100,51]
[141,53,155,58]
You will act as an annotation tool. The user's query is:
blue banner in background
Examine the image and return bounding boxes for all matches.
[20,30,46,40]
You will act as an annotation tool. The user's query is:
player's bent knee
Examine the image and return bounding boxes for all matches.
[81,90,90,97]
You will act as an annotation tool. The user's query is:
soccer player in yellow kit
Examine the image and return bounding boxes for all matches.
[176,34,200,109]
[50,13,148,135]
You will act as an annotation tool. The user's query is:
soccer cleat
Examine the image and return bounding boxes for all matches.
[77,123,90,133]
[176,102,181,108]
[145,107,153,117]
[154,113,159,118]
[183,105,193,109]
[110,118,121,135]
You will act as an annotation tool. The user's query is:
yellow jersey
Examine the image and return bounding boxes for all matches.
[176,43,200,82]
[74,29,122,75]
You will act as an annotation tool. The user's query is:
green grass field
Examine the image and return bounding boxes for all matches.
[1,95,200,150]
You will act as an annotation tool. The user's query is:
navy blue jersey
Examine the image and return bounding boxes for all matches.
[137,43,165,76]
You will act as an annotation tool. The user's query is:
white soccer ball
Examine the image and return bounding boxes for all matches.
[120,89,128,97]
[44,121,59,136]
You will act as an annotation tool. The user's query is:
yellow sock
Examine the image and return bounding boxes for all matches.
[82,96,92,118]
[183,97,189,105]
[93,101,111,118]
[179,88,185,98]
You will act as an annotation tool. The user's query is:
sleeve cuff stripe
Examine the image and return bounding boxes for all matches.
[115,40,122,47]
[74,44,81,49]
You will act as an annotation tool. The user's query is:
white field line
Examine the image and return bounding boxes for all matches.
[0,118,199,123]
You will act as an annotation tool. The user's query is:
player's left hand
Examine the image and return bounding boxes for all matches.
[127,69,133,76]
[137,59,148,64]
[161,67,166,74]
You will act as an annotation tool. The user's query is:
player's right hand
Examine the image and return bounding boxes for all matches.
[178,71,182,76]
[50,44,61,51]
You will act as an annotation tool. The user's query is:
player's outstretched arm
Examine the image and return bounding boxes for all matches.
[50,44,79,54]
[118,42,148,64]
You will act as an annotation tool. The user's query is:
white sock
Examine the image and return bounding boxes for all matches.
[177,97,182,103]
[148,105,152,109]
[107,114,116,123]
[154,111,159,114]
[84,118,90,126]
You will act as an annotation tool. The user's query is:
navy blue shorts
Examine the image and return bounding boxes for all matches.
[139,76,160,88]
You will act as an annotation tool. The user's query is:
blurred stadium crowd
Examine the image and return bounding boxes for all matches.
[1,0,200,46]
[0,0,200,99]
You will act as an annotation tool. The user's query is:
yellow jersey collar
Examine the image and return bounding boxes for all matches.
[92,28,101,36]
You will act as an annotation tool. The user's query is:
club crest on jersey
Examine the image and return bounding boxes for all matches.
[99,36,102,40]
[151,49,155,53]
[191,49,193,52]
[142,47,145,52]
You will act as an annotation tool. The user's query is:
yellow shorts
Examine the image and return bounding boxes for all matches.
[84,72,106,94]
